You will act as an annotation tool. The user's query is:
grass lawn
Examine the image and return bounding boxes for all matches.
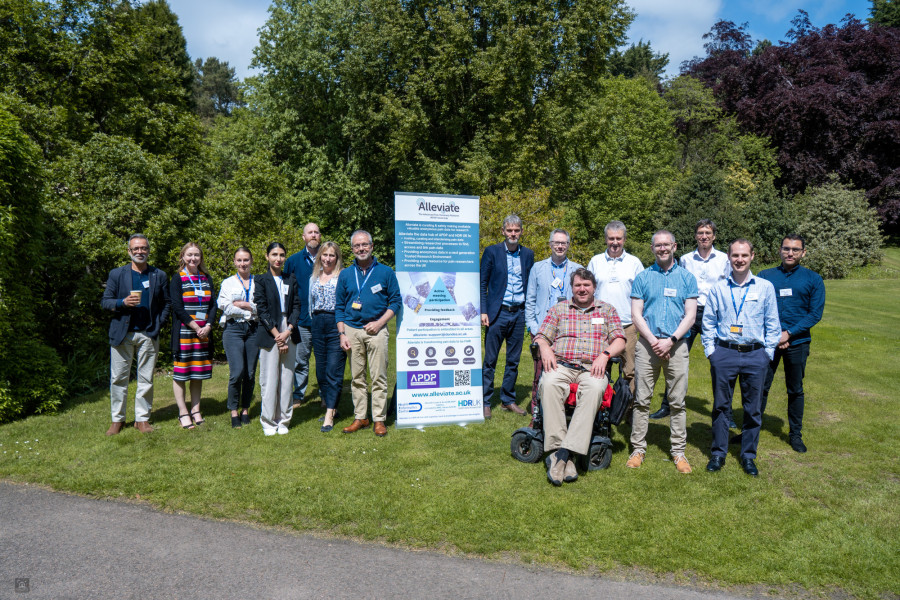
[2,250,898,599]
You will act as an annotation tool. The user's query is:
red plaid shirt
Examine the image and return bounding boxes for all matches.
[537,300,625,365]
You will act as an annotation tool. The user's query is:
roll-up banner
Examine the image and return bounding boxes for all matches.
[394,192,483,428]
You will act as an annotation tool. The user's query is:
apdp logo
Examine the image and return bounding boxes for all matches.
[407,371,439,388]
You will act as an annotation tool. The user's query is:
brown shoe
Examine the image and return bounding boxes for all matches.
[483,405,492,419]
[564,459,578,482]
[342,418,370,433]
[625,450,644,469]
[374,421,388,437]
[547,453,565,486]
[134,421,154,433]
[674,454,692,474]
[105,422,124,436]
[501,402,526,415]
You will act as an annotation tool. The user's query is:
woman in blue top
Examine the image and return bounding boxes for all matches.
[309,241,346,432]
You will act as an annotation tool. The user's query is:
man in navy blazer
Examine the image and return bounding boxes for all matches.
[101,234,170,435]
[283,222,321,405]
[480,215,534,418]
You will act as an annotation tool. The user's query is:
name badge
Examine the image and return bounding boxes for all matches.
[591,318,604,325]
[780,288,793,297]
[232,293,243,301]
[747,293,759,301]
[351,301,362,310]
[142,280,150,288]
[729,324,743,334]
[371,283,383,294]
[664,288,677,297]
[609,276,619,283]
[551,277,562,289]
[195,311,207,321]
[557,296,566,303]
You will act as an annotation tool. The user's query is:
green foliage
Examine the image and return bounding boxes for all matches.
[869,0,900,27]
[797,177,883,279]
[608,40,669,87]
[193,57,244,122]
[0,107,66,422]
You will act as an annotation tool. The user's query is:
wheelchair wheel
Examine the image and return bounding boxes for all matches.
[587,442,612,471]
[511,431,543,463]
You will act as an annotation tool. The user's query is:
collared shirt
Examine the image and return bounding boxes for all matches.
[503,247,524,306]
[758,264,825,346]
[127,268,152,331]
[680,247,731,306]
[631,261,699,338]
[525,257,583,335]
[701,272,781,360]
[335,256,402,328]
[586,250,644,325]
[217,274,257,325]
[537,300,625,365]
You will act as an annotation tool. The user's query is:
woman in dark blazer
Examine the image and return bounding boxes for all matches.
[254,242,302,436]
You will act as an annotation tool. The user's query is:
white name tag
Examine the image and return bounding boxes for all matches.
[551,277,562,289]
[780,288,793,297]
[232,293,243,301]
[371,283,383,294]
[609,276,619,283]
[195,311,207,321]
[664,288,677,297]
[591,317,604,325]
[747,293,759,301]
[142,280,150,288]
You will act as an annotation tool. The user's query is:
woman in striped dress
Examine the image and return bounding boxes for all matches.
[170,242,217,429]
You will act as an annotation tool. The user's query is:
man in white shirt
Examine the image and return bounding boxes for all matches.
[651,219,733,426]
[586,221,644,393]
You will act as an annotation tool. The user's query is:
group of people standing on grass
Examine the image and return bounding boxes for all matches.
[102,224,400,438]
[482,215,825,484]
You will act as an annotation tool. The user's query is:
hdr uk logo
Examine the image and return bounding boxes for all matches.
[407,371,439,388]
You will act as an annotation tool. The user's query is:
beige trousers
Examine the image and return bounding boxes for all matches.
[259,317,297,432]
[622,324,638,394]
[344,326,390,422]
[541,364,607,455]
[110,332,159,422]
[630,337,690,455]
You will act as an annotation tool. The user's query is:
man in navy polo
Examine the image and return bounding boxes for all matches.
[283,222,321,405]
[758,234,825,453]
[480,215,535,418]
[336,230,402,437]
[702,239,780,476]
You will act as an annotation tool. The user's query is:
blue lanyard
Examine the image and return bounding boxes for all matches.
[354,263,375,300]
[730,283,749,321]
[184,271,203,298]
[237,273,252,302]
[550,259,568,296]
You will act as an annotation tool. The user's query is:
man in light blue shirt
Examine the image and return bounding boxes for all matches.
[702,239,780,476]
[525,229,582,416]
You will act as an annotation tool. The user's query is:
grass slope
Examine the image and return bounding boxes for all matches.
[2,250,898,599]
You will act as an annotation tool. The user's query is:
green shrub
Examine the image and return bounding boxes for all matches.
[797,177,883,279]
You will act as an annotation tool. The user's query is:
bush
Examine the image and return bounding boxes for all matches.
[797,177,883,279]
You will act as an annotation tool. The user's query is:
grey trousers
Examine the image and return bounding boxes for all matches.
[259,317,297,432]
[292,326,312,401]
[110,332,158,423]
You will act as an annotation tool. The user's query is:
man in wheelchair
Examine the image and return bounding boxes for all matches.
[534,268,626,485]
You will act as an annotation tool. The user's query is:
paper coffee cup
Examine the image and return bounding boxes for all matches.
[131,290,142,300]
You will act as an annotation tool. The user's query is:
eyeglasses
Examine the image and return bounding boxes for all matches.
[781,247,803,253]
[352,243,372,250]
[550,241,569,247]
[653,243,673,249]
[130,246,149,252]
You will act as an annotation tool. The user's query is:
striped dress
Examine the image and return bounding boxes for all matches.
[173,270,213,381]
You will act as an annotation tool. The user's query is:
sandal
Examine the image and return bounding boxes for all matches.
[178,413,195,429]
[190,410,205,426]
[231,415,241,428]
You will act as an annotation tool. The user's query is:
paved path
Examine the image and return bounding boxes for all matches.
[1,481,760,600]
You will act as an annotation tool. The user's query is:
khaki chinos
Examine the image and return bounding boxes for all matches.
[631,337,690,455]
[344,325,390,422]
[110,331,159,423]
[540,363,607,455]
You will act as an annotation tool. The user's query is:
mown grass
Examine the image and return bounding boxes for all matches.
[2,250,898,599]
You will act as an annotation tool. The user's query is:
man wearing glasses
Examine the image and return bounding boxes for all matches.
[758,235,825,453]
[627,231,698,473]
[336,230,402,437]
[525,229,582,416]
[101,234,170,435]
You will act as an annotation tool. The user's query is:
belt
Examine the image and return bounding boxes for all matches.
[500,304,524,313]
[312,310,335,315]
[716,339,764,352]
[558,359,588,371]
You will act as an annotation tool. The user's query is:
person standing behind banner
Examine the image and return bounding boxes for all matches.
[218,247,258,428]
[309,241,346,433]
[255,242,302,436]
[525,229,582,418]
[170,242,217,430]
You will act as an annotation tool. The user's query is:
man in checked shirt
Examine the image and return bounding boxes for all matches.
[535,268,626,486]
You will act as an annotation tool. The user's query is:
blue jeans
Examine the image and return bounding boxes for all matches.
[482,309,525,406]
[311,313,346,410]
[709,346,769,460]
[761,342,810,439]
[292,325,312,401]
[222,321,259,411]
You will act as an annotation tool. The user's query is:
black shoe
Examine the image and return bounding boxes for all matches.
[741,458,758,476]
[649,407,670,419]
[231,415,242,428]
[789,437,807,453]
[241,413,250,425]
[706,456,725,472]
[729,433,742,445]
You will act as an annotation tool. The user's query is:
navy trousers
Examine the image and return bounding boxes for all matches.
[709,346,769,460]
[482,309,525,406]
[311,312,346,410]
[761,342,810,440]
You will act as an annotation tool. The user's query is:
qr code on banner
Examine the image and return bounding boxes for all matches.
[454,370,471,387]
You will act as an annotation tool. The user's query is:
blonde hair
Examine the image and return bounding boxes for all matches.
[312,241,343,280]
[177,242,210,277]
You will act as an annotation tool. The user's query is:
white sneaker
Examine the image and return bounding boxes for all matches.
[276,424,289,435]
[262,427,278,437]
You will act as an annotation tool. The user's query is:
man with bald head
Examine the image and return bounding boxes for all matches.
[284,222,321,405]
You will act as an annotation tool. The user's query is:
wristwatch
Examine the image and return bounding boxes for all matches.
[670,335,678,344]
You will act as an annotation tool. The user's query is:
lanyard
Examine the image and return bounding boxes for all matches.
[550,259,567,302]
[730,283,749,321]
[354,263,375,300]
[237,273,252,302]
[184,271,204,298]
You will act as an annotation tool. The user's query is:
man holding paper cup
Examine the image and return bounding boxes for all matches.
[101,234,170,435]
